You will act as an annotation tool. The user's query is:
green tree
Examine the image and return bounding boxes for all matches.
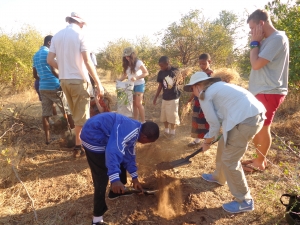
[0,25,43,90]
[160,10,239,68]
[97,37,161,79]
[134,36,161,77]
[160,10,205,67]
[96,38,132,78]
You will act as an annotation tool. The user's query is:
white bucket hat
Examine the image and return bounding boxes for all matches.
[183,72,212,92]
[65,12,86,24]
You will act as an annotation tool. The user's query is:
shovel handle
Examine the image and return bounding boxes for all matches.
[124,187,157,195]
[185,134,222,160]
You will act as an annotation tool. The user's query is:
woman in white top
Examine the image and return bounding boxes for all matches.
[184,71,266,214]
[118,47,149,123]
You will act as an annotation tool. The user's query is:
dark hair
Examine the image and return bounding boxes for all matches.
[141,121,160,142]
[247,9,270,23]
[199,53,211,61]
[122,52,138,74]
[158,56,169,64]
[198,78,221,100]
[68,17,79,24]
[44,35,53,46]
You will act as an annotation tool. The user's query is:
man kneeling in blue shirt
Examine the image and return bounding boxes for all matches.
[80,112,159,225]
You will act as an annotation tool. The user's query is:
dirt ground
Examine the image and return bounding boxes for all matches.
[0,78,299,225]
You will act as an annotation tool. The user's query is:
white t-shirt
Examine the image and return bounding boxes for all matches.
[126,60,145,86]
[49,24,90,82]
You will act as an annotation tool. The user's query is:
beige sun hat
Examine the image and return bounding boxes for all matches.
[183,72,212,92]
[65,12,86,24]
[123,47,135,57]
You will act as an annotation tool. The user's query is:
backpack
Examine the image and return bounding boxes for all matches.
[280,193,300,225]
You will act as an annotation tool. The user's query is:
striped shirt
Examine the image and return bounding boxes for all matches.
[33,46,60,90]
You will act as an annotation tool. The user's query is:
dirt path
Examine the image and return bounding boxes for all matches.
[0,78,295,225]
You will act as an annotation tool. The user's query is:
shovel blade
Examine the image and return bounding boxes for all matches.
[64,129,75,148]
[156,158,191,170]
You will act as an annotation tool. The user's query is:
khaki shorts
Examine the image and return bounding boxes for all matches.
[160,99,180,125]
[60,79,90,126]
[40,89,70,117]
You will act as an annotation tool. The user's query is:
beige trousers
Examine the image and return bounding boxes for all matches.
[60,79,90,126]
[212,122,263,201]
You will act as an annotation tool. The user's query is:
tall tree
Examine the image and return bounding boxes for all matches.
[160,10,205,66]
[160,10,238,68]
[0,26,43,90]
[97,38,132,78]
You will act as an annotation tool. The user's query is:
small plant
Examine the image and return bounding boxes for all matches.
[116,87,133,106]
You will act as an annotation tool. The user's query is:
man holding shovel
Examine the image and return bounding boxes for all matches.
[47,12,104,157]
[33,35,74,145]
[80,112,159,225]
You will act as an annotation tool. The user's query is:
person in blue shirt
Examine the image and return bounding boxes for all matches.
[33,35,74,144]
[80,112,159,225]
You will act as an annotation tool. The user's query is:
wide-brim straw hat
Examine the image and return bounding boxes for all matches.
[184,72,212,92]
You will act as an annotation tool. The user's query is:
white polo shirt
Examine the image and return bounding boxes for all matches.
[49,23,90,82]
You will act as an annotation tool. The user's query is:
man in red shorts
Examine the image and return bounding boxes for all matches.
[243,9,289,172]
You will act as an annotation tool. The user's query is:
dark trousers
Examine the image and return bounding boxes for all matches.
[85,148,127,216]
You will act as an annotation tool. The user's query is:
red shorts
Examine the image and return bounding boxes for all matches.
[256,94,285,126]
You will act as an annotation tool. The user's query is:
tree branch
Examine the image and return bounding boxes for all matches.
[271,131,300,159]
[12,165,38,222]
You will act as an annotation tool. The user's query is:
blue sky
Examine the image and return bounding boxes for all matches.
[0,0,279,52]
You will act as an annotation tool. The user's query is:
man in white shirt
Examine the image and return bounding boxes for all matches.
[47,12,104,158]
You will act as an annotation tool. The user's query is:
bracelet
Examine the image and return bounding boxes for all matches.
[250,41,260,49]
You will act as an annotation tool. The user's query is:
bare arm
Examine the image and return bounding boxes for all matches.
[131,64,149,82]
[32,67,39,80]
[249,24,269,70]
[153,83,163,105]
[50,66,59,78]
[187,93,194,104]
[137,64,149,79]
[47,52,58,69]
[250,48,269,70]
[118,73,127,81]
[82,51,104,96]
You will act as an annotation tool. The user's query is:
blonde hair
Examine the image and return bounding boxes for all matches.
[211,68,240,84]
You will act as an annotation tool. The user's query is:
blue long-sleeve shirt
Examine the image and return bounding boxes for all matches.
[80,112,141,183]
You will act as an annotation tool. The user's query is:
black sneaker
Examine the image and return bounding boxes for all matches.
[73,145,85,158]
[108,190,133,200]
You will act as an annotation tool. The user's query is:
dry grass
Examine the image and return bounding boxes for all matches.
[0,77,299,225]
[211,68,241,85]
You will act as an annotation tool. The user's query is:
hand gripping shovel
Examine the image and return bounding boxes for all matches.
[156,135,222,170]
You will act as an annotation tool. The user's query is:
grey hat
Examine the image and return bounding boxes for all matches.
[123,47,135,57]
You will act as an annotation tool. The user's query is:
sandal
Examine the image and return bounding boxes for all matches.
[241,159,269,169]
[187,141,200,147]
[242,164,264,173]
